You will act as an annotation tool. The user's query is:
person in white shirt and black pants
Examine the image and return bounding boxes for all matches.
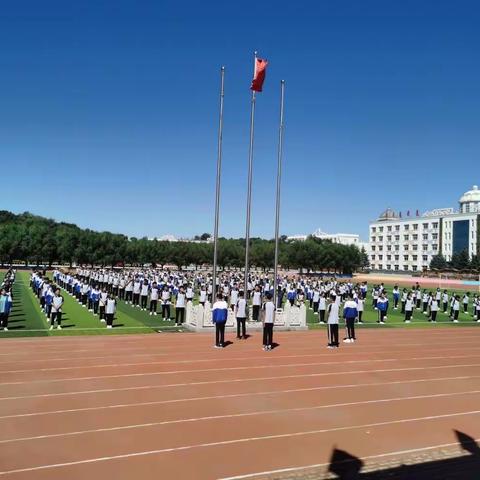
[262,293,275,351]
[236,291,247,339]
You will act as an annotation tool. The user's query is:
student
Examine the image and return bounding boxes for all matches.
[422,290,429,314]
[401,288,407,314]
[442,290,449,313]
[287,287,296,307]
[475,298,480,322]
[105,293,116,329]
[236,291,247,339]
[50,289,64,330]
[149,282,159,316]
[376,293,389,324]
[132,278,141,307]
[161,286,171,321]
[175,286,186,326]
[343,295,358,342]
[91,286,100,316]
[356,296,364,323]
[392,286,400,310]
[230,286,239,312]
[140,280,149,311]
[212,293,228,348]
[451,295,460,322]
[405,293,414,323]
[99,288,108,322]
[44,286,54,319]
[125,277,133,304]
[199,286,207,307]
[463,293,470,313]
[312,289,320,313]
[0,288,12,331]
[252,286,262,321]
[262,293,275,351]
[429,295,439,323]
[327,295,340,348]
[318,293,327,323]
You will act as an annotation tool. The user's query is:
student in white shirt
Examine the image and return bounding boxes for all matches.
[236,291,247,339]
[199,286,207,307]
[404,294,413,323]
[356,297,364,323]
[50,289,64,330]
[252,286,262,321]
[140,280,149,310]
[262,293,275,351]
[327,296,339,348]
[149,282,159,316]
[429,295,439,323]
[161,286,171,321]
[175,286,186,326]
[105,294,116,329]
[318,293,327,323]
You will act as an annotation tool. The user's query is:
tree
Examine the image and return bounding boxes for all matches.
[429,254,448,271]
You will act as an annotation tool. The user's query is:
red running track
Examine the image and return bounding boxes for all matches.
[0,328,480,479]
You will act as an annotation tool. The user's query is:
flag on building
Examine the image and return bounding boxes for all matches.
[407,210,410,216]
[399,211,402,218]
[416,209,419,216]
[250,57,268,92]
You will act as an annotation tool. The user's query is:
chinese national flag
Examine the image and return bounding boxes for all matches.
[250,58,268,92]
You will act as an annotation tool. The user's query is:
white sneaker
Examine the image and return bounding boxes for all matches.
[405,320,411,323]
[149,312,153,316]
[154,312,157,316]
[107,325,113,329]
[57,325,62,330]
[101,319,106,323]
[49,325,54,330]
[453,319,459,323]
[3,327,8,331]
[380,321,385,324]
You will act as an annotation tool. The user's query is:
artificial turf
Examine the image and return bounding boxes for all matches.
[0,270,478,338]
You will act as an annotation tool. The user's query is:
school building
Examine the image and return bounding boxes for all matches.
[369,185,480,272]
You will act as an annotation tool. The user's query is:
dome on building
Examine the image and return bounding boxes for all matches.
[377,208,398,221]
[459,185,480,204]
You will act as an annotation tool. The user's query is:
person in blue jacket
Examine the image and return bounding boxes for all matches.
[343,295,358,343]
[377,292,389,324]
[212,293,229,348]
[0,288,13,331]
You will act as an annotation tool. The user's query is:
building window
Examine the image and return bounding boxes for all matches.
[432,222,438,229]
[395,265,399,271]
[423,234,428,240]
[395,225,400,231]
[404,235,409,241]
[372,246,376,251]
[404,255,409,261]
[412,265,418,271]
[387,245,392,251]
[422,244,428,251]
[372,227,376,233]
[432,233,438,240]
[379,226,384,232]
[432,244,438,250]
[371,255,375,260]
[387,226,392,232]
[395,235,400,241]
[379,255,383,260]
[387,264,391,270]
[423,255,428,261]
[404,225,409,230]
[372,236,376,242]
[379,245,383,251]
[413,234,418,240]
[395,245,399,251]
[413,245,418,251]
[413,224,418,230]
[387,236,392,242]
[395,255,399,260]
[413,255,418,261]
[423,223,429,229]
[387,255,392,260]
[379,236,383,242]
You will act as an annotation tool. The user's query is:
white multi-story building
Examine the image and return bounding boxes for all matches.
[287,228,362,246]
[369,185,480,272]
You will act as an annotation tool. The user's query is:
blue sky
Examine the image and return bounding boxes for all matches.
[1,0,479,240]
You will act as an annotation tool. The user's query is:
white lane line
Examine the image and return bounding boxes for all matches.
[1,410,480,476]
[2,343,479,369]
[1,375,477,420]
[2,351,480,375]
[217,438,480,480]
[1,390,480,444]
[2,364,480,401]
[3,358,480,387]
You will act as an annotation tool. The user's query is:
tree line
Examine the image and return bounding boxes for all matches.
[0,211,368,274]
[430,250,480,272]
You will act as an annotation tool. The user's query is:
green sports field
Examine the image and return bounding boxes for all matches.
[0,271,478,338]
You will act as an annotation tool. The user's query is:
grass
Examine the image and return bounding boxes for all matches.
[0,271,478,338]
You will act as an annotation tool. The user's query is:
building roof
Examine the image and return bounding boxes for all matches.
[459,185,480,204]
[377,208,398,221]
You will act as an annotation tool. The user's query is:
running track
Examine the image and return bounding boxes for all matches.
[0,328,480,479]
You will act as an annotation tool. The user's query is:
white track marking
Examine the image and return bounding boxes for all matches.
[2,364,480,401]
[1,375,477,420]
[1,410,480,476]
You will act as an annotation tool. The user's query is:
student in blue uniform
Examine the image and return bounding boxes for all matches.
[212,293,228,348]
[0,288,12,331]
[343,295,358,343]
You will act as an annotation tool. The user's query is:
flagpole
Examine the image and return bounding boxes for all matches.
[212,66,225,303]
[273,80,285,311]
[244,52,257,296]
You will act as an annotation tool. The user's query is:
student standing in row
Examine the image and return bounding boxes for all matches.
[175,286,186,326]
[252,286,262,321]
[236,291,247,339]
[149,282,159,316]
[0,288,12,332]
[405,294,414,323]
[343,295,358,343]
[318,293,327,323]
[376,293,389,324]
[429,294,439,323]
[327,295,339,348]
[262,293,275,351]
[105,293,116,329]
[212,293,228,348]
[50,289,64,330]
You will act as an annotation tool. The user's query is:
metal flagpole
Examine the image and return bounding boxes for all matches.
[244,52,257,295]
[273,80,285,311]
[212,66,225,303]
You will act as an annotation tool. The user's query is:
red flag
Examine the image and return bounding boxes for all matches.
[250,58,268,92]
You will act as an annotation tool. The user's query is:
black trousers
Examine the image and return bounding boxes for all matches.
[252,305,260,321]
[464,304,468,313]
[51,312,62,326]
[215,322,226,346]
[357,311,363,322]
[453,310,459,320]
[0,312,8,328]
[93,301,99,315]
[319,310,326,323]
[106,313,114,326]
[119,288,125,300]
[346,318,355,340]
[141,295,148,309]
[423,302,428,312]
[313,302,319,313]
[125,291,132,302]
[394,297,399,308]
[99,305,105,319]
[236,317,246,338]
[133,293,140,306]
[175,307,185,324]
[443,302,448,313]
[263,323,273,347]
[405,310,413,321]
[401,301,406,314]
[430,311,438,322]
[150,300,157,312]
[162,304,170,319]
[327,324,339,347]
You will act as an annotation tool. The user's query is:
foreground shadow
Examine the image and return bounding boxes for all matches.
[326,431,480,480]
